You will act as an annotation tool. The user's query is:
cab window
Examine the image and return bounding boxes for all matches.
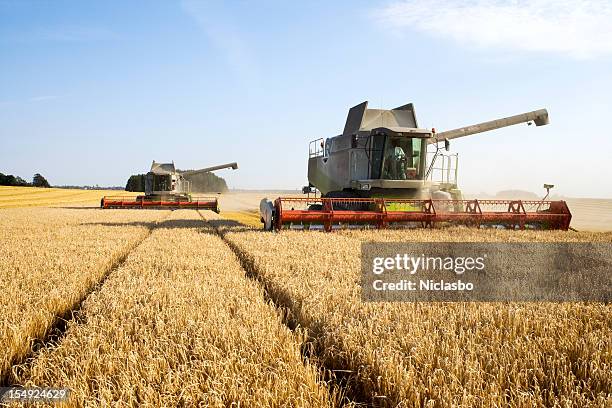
[382,137,423,180]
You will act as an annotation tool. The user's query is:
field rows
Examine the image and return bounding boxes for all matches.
[0,208,169,384]
[2,204,611,407]
[206,214,612,407]
[8,210,335,407]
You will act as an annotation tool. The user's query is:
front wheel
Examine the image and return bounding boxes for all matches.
[262,215,274,231]
[260,199,275,231]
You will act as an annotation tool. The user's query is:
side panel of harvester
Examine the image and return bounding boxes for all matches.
[308,136,351,194]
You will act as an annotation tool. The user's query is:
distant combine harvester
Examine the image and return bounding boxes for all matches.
[101,161,238,211]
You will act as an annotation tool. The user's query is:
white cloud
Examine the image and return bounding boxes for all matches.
[375,0,612,59]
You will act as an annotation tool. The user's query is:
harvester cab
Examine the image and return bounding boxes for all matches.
[102,161,238,211]
[308,102,432,199]
[261,101,571,231]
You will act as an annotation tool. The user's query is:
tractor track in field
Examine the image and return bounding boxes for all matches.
[2,211,173,387]
[200,211,368,407]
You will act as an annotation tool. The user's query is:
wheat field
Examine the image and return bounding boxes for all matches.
[0,208,169,384]
[0,186,137,208]
[11,210,334,407]
[1,198,610,407]
[206,213,612,407]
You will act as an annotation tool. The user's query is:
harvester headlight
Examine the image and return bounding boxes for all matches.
[361,183,371,190]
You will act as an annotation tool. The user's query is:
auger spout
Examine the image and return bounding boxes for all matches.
[181,162,238,176]
[435,109,549,141]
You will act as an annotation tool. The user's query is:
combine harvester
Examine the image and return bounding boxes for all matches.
[260,101,571,231]
[102,161,238,211]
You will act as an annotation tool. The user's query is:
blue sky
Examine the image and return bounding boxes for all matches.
[1,0,611,197]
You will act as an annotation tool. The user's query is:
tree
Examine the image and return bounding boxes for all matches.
[125,174,145,192]
[0,172,30,186]
[14,176,29,186]
[0,173,16,186]
[32,173,50,188]
[182,171,228,193]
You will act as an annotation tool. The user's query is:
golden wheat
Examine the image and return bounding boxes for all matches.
[221,210,263,228]
[4,202,610,407]
[0,208,168,383]
[13,210,335,407]
[0,186,137,208]
[207,216,612,407]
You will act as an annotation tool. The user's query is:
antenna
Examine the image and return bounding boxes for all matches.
[543,184,554,200]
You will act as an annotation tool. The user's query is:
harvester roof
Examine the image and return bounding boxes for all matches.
[342,101,420,136]
[150,161,176,175]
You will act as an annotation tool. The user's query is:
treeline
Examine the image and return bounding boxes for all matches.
[0,172,50,188]
[125,172,228,193]
[183,170,228,193]
[125,174,146,192]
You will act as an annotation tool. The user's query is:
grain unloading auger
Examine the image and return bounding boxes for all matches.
[102,161,238,211]
[260,101,572,231]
